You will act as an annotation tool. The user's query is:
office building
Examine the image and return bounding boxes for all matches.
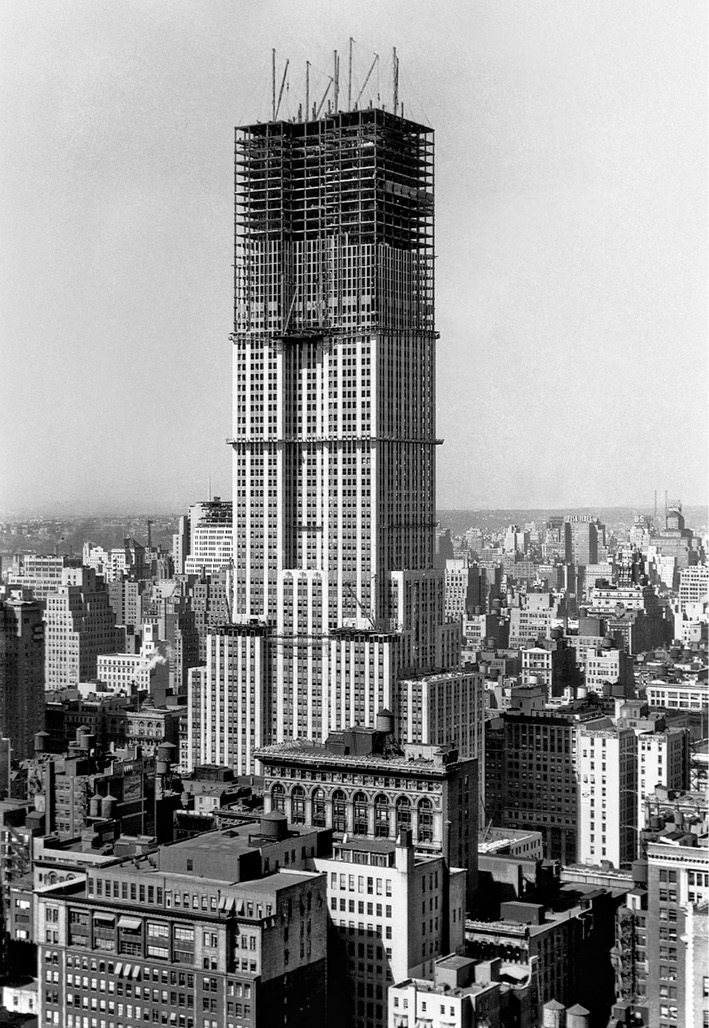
[152,603,200,698]
[651,503,702,572]
[646,837,709,1028]
[636,727,689,834]
[507,594,559,650]
[226,104,458,745]
[389,956,503,1028]
[583,639,635,696]
[107,578,145,633]
[520,634,579,698]
[125,705,183,758]
[587,582,672,654]
[172,515,191,577]
[485,708,607,865]
[7,553,82,601]
[256,713,479,908]
[679,565,709,612]
[645,677,709,713]
[462,611,508,655]
[576,720,637,868]
[36,858,327,1028]
[394,669,484,763]
[31,737,157,839]
[565,516,604,566]
[44,691,135,754]
[465,888,618,1023]
[96,624,170,698]
[187,569,232,662]
[0,588,44,761]
[187,623,269,776]
[44,567,122,692]
[183,499,233,577]
[318,833,465,1028]
[82,543,128,583]
[443,559,484,621]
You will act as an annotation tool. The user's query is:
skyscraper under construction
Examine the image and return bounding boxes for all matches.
[191,82,459,771]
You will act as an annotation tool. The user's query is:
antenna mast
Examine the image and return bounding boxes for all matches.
[271,49,276,121]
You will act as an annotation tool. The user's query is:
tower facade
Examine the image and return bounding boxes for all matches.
[44,567,121,691]
[228,107,458,745]
[0,588,45,762]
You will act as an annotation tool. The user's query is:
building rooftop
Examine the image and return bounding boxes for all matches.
[335,837,396,855]
[394,974,497,1000]
[256,737,463,773]
[161,821,318,862]
[39,865,321,907]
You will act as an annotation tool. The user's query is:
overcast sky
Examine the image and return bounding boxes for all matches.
[1,0,706,515]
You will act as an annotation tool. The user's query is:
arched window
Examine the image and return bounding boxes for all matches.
[271,783,285,813]
[395,795,412,834]
[418,797,433,843]
[291,786,306,824]
[353,792,368,835]
[311,787,326,828]
[374,794,389,838]
[332,789,347,833]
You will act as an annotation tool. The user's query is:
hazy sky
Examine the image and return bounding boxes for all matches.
[1,0,706,514]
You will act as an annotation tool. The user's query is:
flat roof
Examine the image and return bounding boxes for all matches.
[256,741,463,774]
[436,954,473,970]
[161,823,317,858]
[335,838,395,855]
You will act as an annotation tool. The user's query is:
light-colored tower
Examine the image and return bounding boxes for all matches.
[577,721,637,868]
[228,106,459,744]
[44,567,120,691]
[636,726,689,831]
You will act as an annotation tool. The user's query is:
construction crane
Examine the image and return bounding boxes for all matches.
[343,581,376,629]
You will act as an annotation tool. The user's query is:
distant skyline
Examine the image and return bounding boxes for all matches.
[1,0,706,512]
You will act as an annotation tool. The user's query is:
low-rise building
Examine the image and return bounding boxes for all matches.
[389,956,503,1028]
[36,859,327,1028]
[96,623,170,698]
[584,641,635,696]
[465,886,618,1024]
[125,704,183,757]
[645,676,708,712]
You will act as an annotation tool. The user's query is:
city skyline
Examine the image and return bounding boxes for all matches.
[1,0,706,514]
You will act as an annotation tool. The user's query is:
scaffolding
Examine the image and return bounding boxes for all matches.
[233,107,434,341]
